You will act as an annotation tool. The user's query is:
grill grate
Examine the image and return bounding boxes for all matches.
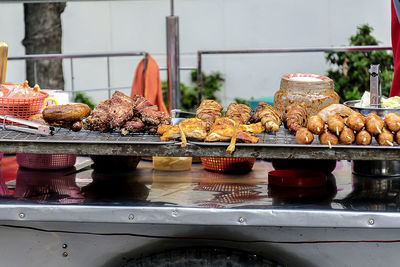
[0,127,173,144]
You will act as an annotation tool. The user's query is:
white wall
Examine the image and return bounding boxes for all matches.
[0,0,391,106]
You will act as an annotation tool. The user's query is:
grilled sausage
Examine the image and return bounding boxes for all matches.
[365,113,384,136]
[319,131,338,146]
[43,103,91,122]
[296,127,314,145]
[307,115,324,135]
[346,112,366,131]
[377,128,394,146]
[384,113,400,132]
[327,115,344,136]
[339,127,355,145]
[356,130,372,145]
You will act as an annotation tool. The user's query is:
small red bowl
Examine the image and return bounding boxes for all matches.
[268,169,327,188]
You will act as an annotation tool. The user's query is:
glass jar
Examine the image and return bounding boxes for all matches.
[273,73,339,117]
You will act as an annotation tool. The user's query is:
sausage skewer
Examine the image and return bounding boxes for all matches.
[339,126,355,145]
[327,115,344,136]
[296,127,314,145]
[365,113,384,135]
[384,113,400,132]
[307,115,324,135]
[356,130,372,145]
[319,131,338,149]
[346,112,366,131]
[377,128,394,146]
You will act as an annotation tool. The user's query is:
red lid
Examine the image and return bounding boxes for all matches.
[268,169,327,188]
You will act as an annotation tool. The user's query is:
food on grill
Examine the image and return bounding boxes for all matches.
[295,127,314,144]
[365,113,384,135]
[238,122,265,135]
[339,127,355,145]
[283,103,307,134]
[43,103,91,122]
[377,128,394,146]
[346,112,366,131]
[205,118,259,143]
[29,113,83,132]
[226,123,239,154]
[384,113,400,132]
[159,118,207,142]
[317,104,356,122]
[0,81,41,98]
[196,100,223,130]
[108,91,134,130]
[83,91,171,135]
[307,115,324,135]
[83,100,111,132]
[327,115,344,136]
[356,130,372,145]
[396,131,400,145]
[250,102,281,133]
[319,131,338,147]
[226,103,252,124]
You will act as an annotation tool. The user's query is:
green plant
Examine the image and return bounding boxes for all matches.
[234,97,250,106]
[325,24,394,102]
[162,70,225,112]
[74,92,95,110]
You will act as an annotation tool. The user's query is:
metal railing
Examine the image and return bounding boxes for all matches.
[196,45,393,103]
[8,52,196,100]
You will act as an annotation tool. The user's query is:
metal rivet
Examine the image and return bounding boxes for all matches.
[128,214,134,220]
[19,213,25,219]
[368,218,375,225]
[62,252,68,257]
[238,217,246,223]
[62,244,68,249]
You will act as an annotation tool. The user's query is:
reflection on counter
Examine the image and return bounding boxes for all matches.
[335,174,400,211]
[81,170,149,204]
[14,168,83,204]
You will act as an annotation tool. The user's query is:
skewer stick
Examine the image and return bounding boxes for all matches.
[226,123,239,155]
[336,127,339,136]
[178,123,187,148]
[305,136,309,143]
[317,127,320,133]
[377,126,382,134]
[328,141,332,149]
[397,122,400,127]
[363,137,367,143]
[387,140,394,146]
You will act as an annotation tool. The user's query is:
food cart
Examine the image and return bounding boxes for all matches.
[0,1,399,267]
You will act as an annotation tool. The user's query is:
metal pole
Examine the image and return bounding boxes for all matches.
[197,52,202,105]
[107,56,111,99]
[166,0,180,112]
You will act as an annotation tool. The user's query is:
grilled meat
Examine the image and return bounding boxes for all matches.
[250,102,281,133]
[283,103,308,134]
[82,100,111,132]
[108,91,134,130]
[226,103,252,124]
[196,100,223,130]
[238,122,265,135]
[159,118,207,141]
[121,117,146,135]
[140,108,171,126]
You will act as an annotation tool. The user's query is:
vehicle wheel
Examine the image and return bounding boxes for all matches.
[124,247,281,267]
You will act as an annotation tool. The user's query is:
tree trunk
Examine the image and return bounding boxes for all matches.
[22,3,66,89]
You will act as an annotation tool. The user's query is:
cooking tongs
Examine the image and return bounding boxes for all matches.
[0,115,54,136]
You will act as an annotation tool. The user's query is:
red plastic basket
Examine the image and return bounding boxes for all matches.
[16,154,76,170]
[0,91,48,123]
[201,157,256,173]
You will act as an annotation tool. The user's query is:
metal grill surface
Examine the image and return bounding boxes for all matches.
[0,128,174,144]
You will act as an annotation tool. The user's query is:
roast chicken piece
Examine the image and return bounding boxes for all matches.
[159,118,208,142]
[83,99,111,132]
[205,118,258,143]
[196,100,223,130]
[238,122,265,135]
[226,103,252,124]
[108,91,134,130]
[250,102,281,133]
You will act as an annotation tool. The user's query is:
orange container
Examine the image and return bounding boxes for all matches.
[0,90,48,122]
[201,157,256,173]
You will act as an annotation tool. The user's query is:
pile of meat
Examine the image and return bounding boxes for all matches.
[83,91,171,135]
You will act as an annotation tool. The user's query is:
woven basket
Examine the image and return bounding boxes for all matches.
[16,154,76,170]
[201,157,256,173]
[0,91,48,123]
